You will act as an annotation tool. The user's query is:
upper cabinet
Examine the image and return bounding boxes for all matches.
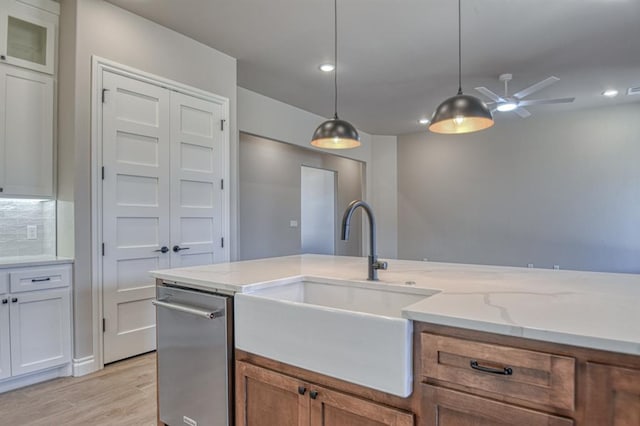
[0,0,58,75]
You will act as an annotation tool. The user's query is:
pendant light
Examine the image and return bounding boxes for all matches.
[311,0,360,149]
[429,0,494,134]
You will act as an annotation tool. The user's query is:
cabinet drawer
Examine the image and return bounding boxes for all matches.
[422,384,573,426]
[0,272,7,294]
[421,333,575,411]
[9,266,70,293]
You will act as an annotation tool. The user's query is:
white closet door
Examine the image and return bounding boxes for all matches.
[101,70,171,364]
[169,92,227,266]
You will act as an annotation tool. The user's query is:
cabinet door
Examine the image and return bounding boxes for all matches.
[585,362,640,426]
[310,385,413,426]
[9,288,71,376]
[0,295,10,380]
[421,385,573,426]
[236,361,310,426]
[0,0,56,74]
[0,64,53,197]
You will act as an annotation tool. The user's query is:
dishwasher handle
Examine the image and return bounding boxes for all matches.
[152,299,224,320]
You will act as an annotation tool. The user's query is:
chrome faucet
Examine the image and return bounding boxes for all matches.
[341,199,388,281]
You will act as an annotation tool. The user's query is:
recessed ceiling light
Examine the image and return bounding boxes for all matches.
[496,102,518,112]
[602,89,619,98]
[418,118,430,125]
[319,63,335,72]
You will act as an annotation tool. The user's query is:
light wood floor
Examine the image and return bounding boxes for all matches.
[0,352,157,425]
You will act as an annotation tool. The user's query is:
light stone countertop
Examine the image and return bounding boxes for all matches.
[150,254,640,356]
[0,255,74,269]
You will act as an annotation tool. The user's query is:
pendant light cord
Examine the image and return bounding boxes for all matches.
[333,0,339,119]
[457,0,462,95]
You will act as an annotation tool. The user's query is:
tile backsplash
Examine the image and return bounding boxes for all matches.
[0,199,56,257]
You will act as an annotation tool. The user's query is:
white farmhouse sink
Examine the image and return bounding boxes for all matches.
[235,279,438,397]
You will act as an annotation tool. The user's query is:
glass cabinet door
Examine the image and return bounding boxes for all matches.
[0,1,56,74]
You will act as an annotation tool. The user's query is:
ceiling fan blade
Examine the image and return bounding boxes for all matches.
[514,107,531,118]
[475,86,506,103]
[513,76,560,99]
[517,97,575,106]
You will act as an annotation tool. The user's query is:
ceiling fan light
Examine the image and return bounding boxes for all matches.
[496,102,518,112]
[428,94,494,134]
[311,117,360,149]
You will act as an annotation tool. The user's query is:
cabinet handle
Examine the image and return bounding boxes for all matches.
[31,277,51,283]
[310,390,319,400]
[1,299,7,304]
[470,360,513,376]
[11,298,18,303]
[298,386,306,395]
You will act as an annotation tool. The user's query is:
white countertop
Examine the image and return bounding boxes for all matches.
[0,255,74,269]
[150,254,640,356]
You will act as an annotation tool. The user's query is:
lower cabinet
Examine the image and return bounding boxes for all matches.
[236,361,414,426]
[584,362,640,426]
[0,292,10,380]
[422,384,573,426]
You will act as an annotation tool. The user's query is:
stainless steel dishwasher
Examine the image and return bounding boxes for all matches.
[154,284,233,426]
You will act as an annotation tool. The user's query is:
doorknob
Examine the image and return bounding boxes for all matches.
[1,299,7,304]
[11,298,18,303]
[172,245,190,253]
[154,246,169,254]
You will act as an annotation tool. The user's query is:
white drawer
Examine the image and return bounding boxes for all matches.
[0,272,7,294]
[9,265,71,293]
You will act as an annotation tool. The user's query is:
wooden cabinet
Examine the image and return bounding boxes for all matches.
[0,0,58,74]
[0,63,54,197]
[584,363,640,426]
[0,263,72,390]
[422,384,573,426]
[236,361,414,426]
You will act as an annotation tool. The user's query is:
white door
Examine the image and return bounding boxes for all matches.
[9,289,71,376]
[101,70,171,364]
[170,91,228,266]
[0,63,53,197]
[0,293,10,380]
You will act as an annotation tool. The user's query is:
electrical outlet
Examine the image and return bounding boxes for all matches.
[553,265,560,270]
[27,225,37,240]
[527,263,534,268]
[289,220,298,228]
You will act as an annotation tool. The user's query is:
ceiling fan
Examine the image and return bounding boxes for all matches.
[475,74,575,118]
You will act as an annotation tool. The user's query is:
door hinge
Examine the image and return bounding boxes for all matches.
[102,318,106,333]
[102,88,109,103]
[220,119,226,131]
[101,243,105,256]
[101,166,105,180]
[220,179,224,190]
[221,237,224,248]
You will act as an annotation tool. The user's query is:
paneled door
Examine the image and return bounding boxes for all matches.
[101,70,171,364]
[169,91,226,266]
[0,292,10,380]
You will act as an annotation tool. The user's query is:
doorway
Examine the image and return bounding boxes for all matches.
[301,166,336,255]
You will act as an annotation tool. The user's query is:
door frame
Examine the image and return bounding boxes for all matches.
[89,56,230,372]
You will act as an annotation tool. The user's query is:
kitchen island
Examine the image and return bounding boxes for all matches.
[151,254,640,425]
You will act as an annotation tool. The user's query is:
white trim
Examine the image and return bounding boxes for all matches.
[16,0,60,16]
[72,355,98,377]
[90,56,231,370]
[0,364,70,394]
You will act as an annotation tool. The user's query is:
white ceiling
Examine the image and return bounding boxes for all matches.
[106,0,640,135]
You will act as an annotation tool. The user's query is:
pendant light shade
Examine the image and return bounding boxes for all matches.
[428,0,494,135]
[429,93,494,134]
[311,0,360,149]
[311,116,360,149]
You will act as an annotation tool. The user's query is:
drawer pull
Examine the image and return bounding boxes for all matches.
[470,360,513,376]
[31,277,52,283]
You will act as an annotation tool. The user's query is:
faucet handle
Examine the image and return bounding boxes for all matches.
[373,260,388,270]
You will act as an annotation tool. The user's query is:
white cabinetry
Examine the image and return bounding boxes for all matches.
[0,63,54,197]
[0,263,72,392]
[0,0,58,74]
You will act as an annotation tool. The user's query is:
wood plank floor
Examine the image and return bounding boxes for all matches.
[0,352,157,425]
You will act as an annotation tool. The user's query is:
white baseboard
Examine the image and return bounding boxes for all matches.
[72,355,100,377]
[0,364,70,394]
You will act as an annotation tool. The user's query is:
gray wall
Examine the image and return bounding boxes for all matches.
[58,0,237,361]
[240,133,363,261]
[398,103,640,273]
